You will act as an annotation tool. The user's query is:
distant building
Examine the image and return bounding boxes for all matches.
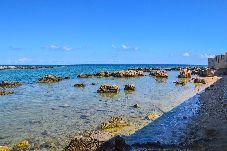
[208,53,227,69]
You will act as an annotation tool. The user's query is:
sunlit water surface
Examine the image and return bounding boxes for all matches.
[0,64,203,149]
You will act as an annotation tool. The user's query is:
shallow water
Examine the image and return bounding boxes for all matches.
[0,64,202,149]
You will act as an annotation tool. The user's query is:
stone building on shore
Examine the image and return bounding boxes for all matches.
[208,53,227,69]
[208,53,227,75]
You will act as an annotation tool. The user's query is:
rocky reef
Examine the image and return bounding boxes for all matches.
[97,84,120,93]
[124,84,136,91]
[38,75,70,83]
[0,81,22,88]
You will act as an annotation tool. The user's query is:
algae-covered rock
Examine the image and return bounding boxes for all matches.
[14,140,30,150]
[0,91,13,96]
[0,81,22,88]
[0,146,10,151]
[97,84,120,93]
[147,113,159,121]
[101,117,129,129]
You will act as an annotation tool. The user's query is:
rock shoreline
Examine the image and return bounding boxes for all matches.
[64,76,221,151]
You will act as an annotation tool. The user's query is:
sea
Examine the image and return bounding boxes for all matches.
[0,64,205,149]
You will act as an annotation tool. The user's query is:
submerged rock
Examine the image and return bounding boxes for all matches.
[193,78,206,84]
[38,75,69,83]
[0,90,13,96]
[133,104,139,108]
[147,113,159,121]
[124,84,136,91]
[97,84,120,93]
[100,117,129,129]
[0,146,10,151]
[74,83,86,88]
[14,140,30,150]
[0,81,22,88]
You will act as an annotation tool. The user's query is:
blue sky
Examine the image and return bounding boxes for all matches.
[0,0,227,65]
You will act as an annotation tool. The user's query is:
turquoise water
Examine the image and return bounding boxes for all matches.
[0,64,203,149]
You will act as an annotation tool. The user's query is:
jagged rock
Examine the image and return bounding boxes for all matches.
[74,83,86,88]
[100,117,129,129]
[0,90,13,96]
[150,71,168,77]
[147,113,159,121]
[97,84,120,93]
[124,84,136,91]
[178,68,191,78]
[0,81,22,88]
[193,78,206,84]
[14,140,30,150]
[38,75,69,83]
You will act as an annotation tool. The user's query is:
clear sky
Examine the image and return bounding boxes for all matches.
[0,0,227,65]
